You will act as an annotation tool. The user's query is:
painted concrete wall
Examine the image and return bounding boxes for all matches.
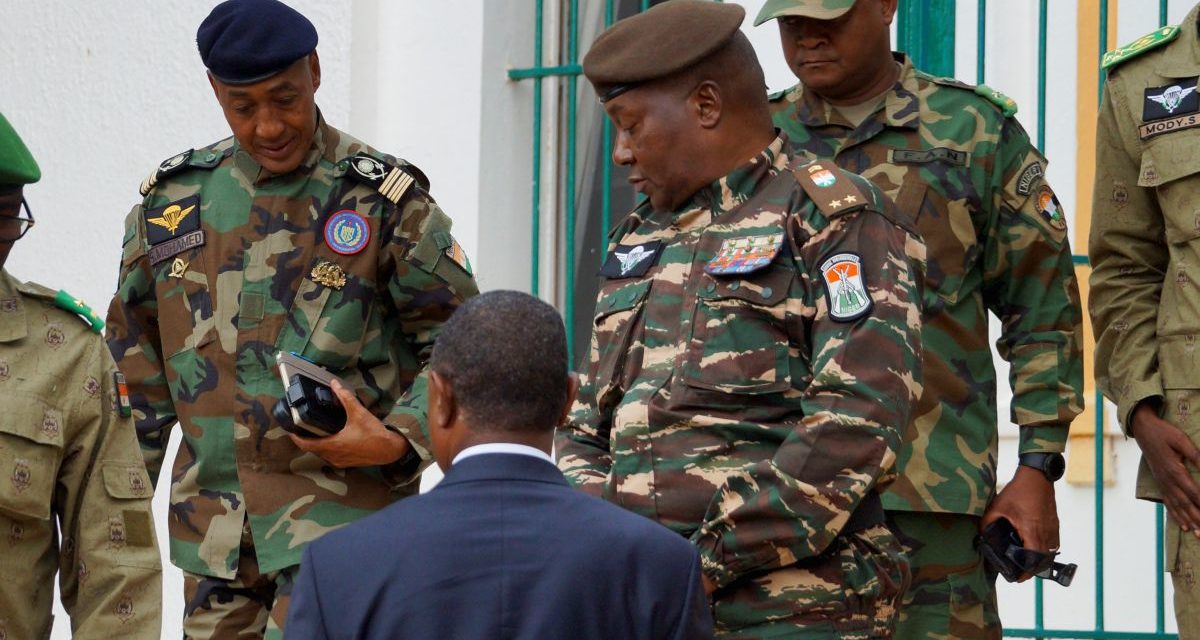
[0,0,1187,637]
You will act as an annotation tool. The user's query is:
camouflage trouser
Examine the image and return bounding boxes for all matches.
[712,523,910,639]
[887,511,1000,640]
[1167,514,1200,639]
[181,522,297,640]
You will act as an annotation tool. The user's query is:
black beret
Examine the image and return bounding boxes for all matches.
[197,0,318,85]
[583,0,746,103]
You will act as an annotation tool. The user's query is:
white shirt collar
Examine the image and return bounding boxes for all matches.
[452,442,555,466]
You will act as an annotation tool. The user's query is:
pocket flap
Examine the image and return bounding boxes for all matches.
[102,462,153,499]
[699,265,792,306]
[0,393,66,448]
[595,280,652,321]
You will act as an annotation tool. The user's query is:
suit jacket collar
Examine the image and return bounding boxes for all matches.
[438,453,570,489]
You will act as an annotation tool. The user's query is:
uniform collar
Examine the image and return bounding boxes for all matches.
[790,52,921,131]
[686,131,792,219]
[1156,4,1200,78]
[0,269,29,343]
[233,108,333,184]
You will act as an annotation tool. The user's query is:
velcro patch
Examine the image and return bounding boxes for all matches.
[144,196,201,246]
[820,252,872,322]
[600,241,663,279]
[148,230,205,265]
[891,148,968,167]
[122,510,153,547]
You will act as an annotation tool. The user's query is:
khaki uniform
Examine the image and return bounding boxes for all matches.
[1090,6,1200,635]
[0,268,161,639]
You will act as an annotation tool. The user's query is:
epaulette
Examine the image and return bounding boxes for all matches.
[927,75,1019,117]
[16,281,104,333]
[1103,25,1180,71]
[139,146,225,197]
[792,161,869,219]
[341,154,430,205]
[768,87,788,102]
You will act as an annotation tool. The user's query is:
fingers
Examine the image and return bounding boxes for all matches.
[289,433,315,452]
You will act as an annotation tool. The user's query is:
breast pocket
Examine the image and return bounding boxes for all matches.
[898,180,979,307]
[1142,135,1200,336]
[0,393,65,521]
[589,280,651,407]
[280,256,376,369]
[682,265,794,394]
[148,245,215,360]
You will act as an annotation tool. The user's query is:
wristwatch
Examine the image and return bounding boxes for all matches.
[1018,452,1066,482]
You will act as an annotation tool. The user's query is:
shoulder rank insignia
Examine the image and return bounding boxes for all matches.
[343,154,430,205]
[706,234,783,276]
[53,290,104,333]
[1103,25,1180,71]
[974,85,1018,117]
[793,162,869,219]
[138,146,226,197]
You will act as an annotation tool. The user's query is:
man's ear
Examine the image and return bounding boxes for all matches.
[207,71,221,101]
[428,371,456,432]
[880,0,899,26]
[692,80,722,129]
[558,373,580,427]
[308,51,322,92]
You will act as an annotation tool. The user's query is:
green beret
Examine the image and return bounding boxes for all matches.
[754,0,857,25]
[0,112,40,187]
[583,0,746,103]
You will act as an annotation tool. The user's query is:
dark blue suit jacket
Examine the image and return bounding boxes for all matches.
[285,453,713,640]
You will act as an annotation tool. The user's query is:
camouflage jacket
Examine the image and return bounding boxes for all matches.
[770,54,1084,516]
[106,116,478,579]
[0,269,161,639]
[1090,7,1200,503]
[556,134,925,589]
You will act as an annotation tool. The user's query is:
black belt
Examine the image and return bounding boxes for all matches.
[841,491,885,537]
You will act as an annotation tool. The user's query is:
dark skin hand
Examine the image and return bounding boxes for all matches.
[1130,402,1200,535]
[289,379,412,468]
[980,465,1059,582]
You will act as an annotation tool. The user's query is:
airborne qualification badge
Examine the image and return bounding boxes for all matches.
[705,234,783,275]
[144,195,200,245]
[600,241,663,279]
[324,210,370,255]
[820,253,873,322]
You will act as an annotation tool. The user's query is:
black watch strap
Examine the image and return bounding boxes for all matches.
[1019,452,1065,482]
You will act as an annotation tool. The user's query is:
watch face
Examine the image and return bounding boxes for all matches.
[1046,454,1066,481]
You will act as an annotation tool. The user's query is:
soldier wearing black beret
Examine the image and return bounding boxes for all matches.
[105,1,479,637]
[558,1,925,638]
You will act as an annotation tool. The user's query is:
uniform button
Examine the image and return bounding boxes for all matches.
[761,287,773,299]
[704,282,716,294]
[205,153,218,162]
[729,281,740,291]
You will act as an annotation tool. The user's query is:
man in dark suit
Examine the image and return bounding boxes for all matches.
[285,290,713,640]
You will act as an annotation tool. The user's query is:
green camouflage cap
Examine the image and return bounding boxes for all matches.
[0,112,41,187]
[754,0,856,25]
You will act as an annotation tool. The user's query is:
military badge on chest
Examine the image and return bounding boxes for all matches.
[1139,78,1200,139]
[324,210,370,255]
[600,241,663,279]
[705,234,783,275]
[145,195,205,265]
[820,253,873,322]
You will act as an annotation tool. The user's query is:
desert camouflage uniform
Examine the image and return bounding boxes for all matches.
[0,269,161,639]
[770,54,1084,639]
[558,133,925,638]
[106,115,477,638]
[1090,7,1200,635]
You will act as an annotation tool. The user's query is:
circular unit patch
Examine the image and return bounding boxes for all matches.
[324,210,370,255]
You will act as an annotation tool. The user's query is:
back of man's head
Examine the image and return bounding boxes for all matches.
[430,290,568,433]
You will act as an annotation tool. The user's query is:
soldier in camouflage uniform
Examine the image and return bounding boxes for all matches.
[0,112,161,638]
[557,2,925,637]
[1090,5,1200,635]
[756,1,1085,638]
[104,1,477,637]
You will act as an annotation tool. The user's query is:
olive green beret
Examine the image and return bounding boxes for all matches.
[583,0,746,103]
[754,0,856,25]
[0,112,40,187]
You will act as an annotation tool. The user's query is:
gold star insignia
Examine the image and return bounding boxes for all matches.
[844,195,858,204]
[829,199,842,208]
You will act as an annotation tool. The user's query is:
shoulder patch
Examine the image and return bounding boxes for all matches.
[974,85,1018,117]
[1103,25,1180,71]
[139,146,226,196]
[342,154,431,205]
[792,162,870,219]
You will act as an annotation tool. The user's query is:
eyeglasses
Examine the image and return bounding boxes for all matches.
[0,198,35,242]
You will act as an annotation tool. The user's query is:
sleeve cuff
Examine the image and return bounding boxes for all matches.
[1018,424,1069,455]
[381,411,432,488]
[1115,382,1164,437]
